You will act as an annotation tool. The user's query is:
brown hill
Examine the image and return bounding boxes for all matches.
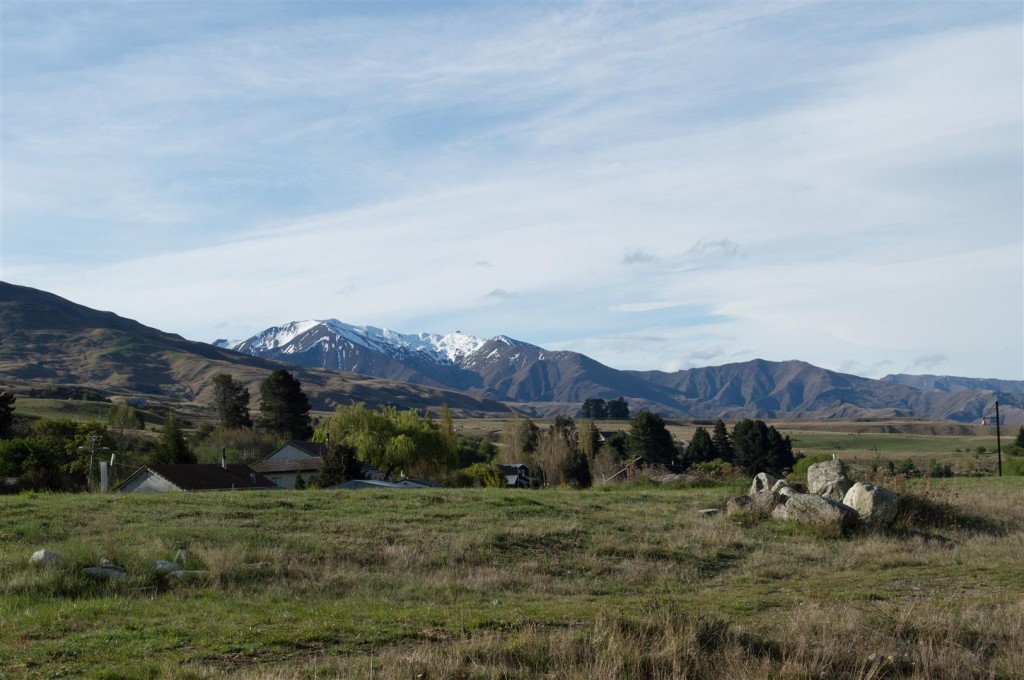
[0,282,509,416]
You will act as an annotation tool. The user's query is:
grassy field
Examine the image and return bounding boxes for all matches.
[2,476,1022,679]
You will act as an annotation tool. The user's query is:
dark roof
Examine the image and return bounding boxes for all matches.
[250,457,324,474]
[496,464,529,475]
[284,441,327,456]
[117,464,279,491]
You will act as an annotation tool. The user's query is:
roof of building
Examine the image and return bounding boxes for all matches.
[116,464,279,492]
[250,457,324,474]
[328,478,439,490]
[281,440,327,457]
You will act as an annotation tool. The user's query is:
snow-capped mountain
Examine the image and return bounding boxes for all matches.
[216,319,675,408]
[222,319,490,366]
[215,318,1024,422]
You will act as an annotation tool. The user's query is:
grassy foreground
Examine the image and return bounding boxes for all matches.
[2,478,1023,679]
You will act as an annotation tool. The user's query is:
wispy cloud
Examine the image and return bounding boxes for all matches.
[2,2,1021,380]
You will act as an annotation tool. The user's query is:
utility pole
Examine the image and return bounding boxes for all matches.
[982,400,1003,477]
[78,434,109,491]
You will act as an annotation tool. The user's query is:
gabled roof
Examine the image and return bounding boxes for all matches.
[328,478,439,490]
[283,440,327,457]
[116,464,279,492]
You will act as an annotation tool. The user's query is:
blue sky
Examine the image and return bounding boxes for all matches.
[2,1,1022,380]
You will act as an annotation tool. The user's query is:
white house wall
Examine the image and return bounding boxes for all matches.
[118,472,178,493]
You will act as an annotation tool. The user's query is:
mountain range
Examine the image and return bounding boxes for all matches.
[1,281,1020,423]
[215,318,1024,423]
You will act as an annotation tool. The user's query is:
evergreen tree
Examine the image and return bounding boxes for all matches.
[1015,425,1024,449]
[0,391,16,439]
[151,411,196,464]
[257,370,312,439]
[560,449,593,488]
[581,398,608,420]
[319,440,363,487]
[212,374,253,429]
[731,419,792,476]
[627,410,677,464]
[711,419,733,462]
[684,426,715,465]
[607,397,630,420]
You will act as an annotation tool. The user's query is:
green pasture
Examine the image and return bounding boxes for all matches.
[2,477,1022,679]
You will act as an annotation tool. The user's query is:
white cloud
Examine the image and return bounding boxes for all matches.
[3,2,1021,380]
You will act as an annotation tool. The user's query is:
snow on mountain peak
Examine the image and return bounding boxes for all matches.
[235,319,492,365]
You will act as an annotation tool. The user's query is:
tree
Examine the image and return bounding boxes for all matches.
[0,391,15,439]
[499,414,539,463]
[581,398,608,420]
[731,419,793,476]
[107,402,144,456]
[535,428,573,487]
[151,411,196,464]
[439,403,456,455]
[711,419,733,462]
[684,426,715,466]
[316,403,455,478]
[319,440,363,487]
[560,449,592,488]
[627,410,677,464]
[1015,426,1024,449]
[212,374,253,429]
[257,370,312,439]
[607,397,630,420]
[578,420,600,459]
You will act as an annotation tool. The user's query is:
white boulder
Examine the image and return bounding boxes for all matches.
[807,459,852,501]
[771,493,859,529]
[843,482,900,526]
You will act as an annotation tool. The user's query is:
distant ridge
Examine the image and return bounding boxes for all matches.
[223,317,1024,423]
[1,281,1020,423]
[0,282,510,416]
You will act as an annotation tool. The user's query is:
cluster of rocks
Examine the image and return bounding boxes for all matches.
[721,459,901,530]
[28,548,217,582]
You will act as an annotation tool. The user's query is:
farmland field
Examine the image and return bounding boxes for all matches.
[2,474,1022,679]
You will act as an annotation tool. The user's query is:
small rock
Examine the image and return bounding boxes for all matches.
[726,495,753,517]
[771,479,801,493]
[749,472,779,495]
[83,565,128,581]
[29,549,63,568]
[173,549,202,569]
[166,570,209,583]
[153,560,182,576]
[698,508,721,518]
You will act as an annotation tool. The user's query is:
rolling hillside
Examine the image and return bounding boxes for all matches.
[0,282,510,416]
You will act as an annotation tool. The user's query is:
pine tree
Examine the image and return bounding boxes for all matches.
[212,374,253,429]
[151,411,196,464]
[607,397,630,420]
[711,419,733,462]
[626,410,677,464]
[1015,425,1024,449]
[685,426,715,465]
[0,391,16,439]
[257,370,312,439]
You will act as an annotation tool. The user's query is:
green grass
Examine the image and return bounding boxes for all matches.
[11,398,116,423]
[787,431,1000,456]
[2,478,1023,678]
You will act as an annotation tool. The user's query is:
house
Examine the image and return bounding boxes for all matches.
[249,440,384,489]
[115,464,278,493]
[495,463,531,488]
[328,478,441,490]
